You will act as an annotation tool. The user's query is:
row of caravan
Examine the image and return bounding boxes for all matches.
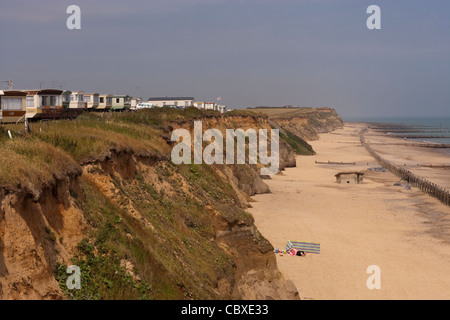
[0,89,133,123]
[0,90,227,124]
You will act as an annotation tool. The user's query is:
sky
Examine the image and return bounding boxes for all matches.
[0,0,449,119]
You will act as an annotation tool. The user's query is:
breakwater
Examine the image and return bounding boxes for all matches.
[360,127,450,207]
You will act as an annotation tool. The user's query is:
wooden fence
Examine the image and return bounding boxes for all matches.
[360,128,450,207]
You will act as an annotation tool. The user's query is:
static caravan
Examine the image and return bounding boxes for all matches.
[69,91,86,109]
[147,97,194,108]
[0,90,27,123]
[112,95,131,111]
[216,105,226,113]
[97,94,113,111]
[204,102,216,110]
[194,101,205,109]
[62,91,72,109]
[194,101,216,110]
[130,97,143,110]
[25,89,63,119]
[25,89,80,120]
[84,93,100,110]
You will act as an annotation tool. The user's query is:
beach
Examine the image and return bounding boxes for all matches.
[248,123,450,300]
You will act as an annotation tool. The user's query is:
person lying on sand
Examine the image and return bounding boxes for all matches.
[288,248,306,257]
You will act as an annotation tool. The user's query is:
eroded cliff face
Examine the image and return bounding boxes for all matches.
[0,108,343,300]
[0,114,299,300]
[272,108,344,141]
[167,113,297,171]
[0,171,86,299]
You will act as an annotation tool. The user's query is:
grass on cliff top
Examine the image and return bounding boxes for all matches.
[0,106,276,188]
[244,106,331,119]
[0,128,78,188]
[0,113,170,189]
[0,106,269,190]
[113,106,221,126]
[35,114,172,162]
[1,111,172,160]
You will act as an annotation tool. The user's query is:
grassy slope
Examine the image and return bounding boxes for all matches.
[245,107,343,155]
[276,127,316,156]
[0,108,269,300]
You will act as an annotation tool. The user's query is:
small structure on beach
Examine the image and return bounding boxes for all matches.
[335,171,364,184]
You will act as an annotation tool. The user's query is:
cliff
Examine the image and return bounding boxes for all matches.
[242,107,344,142]
[268,107,344,141]
[0,109,298,300]
[0,107,342,300]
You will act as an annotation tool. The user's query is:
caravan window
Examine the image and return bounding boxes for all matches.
[26,96,34,107]
[41,95,60,107]
[2,98,22,110]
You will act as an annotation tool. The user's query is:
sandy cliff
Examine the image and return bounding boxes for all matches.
[0,108,343,300]
[0,111,300,300]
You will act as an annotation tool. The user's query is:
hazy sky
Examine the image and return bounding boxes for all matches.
[1,0,449,119]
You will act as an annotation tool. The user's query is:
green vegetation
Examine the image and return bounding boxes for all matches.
[54,160,242,299]
[245,106,326,119]
[276,126,316,156]
[0,134,78,188]
[54,176,159,300]
[116,106,221,126]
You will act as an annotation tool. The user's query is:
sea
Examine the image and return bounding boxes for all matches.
[344,117,450,146]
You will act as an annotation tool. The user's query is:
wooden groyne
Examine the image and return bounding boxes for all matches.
[315,161,356,165]
[420,164,450,169]
[360,128,450,207]
[368,142,450,149]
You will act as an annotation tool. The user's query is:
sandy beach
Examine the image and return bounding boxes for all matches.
[249,123,450,300]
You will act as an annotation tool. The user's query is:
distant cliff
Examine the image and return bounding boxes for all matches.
[240,107,344,154]
[263,107,344,141]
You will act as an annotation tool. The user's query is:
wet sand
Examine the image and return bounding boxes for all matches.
[248,123,450,300]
